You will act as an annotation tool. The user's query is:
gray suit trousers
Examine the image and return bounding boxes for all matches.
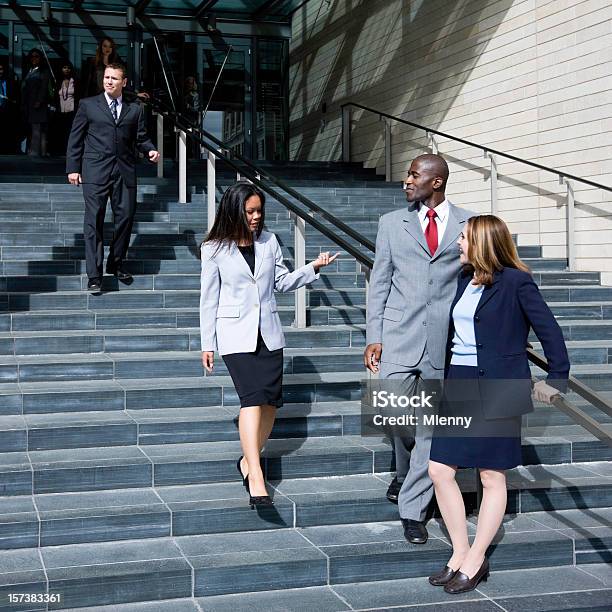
[379,350,443,521]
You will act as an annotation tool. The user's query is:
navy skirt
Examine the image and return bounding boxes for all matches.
[429,364,522,470]
[222,331,283,409]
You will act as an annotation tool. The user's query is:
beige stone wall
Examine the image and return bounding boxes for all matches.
[289,0,612,280]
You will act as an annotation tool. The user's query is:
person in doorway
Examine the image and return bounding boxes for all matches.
[200,182,339,508]
[428,214,569,593]
[66,63,160,293]
[364,153,476,544]
[21,48,50,157]
[0,63,20,154]
[57,63,77,154]
[183,75,201,158]
[82,37,149,102]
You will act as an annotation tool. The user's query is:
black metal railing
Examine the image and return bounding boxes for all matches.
[341,102,612,193]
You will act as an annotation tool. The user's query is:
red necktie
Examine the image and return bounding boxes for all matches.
[425,208,438,256]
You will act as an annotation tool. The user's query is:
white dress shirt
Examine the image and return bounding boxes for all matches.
[417,198,450,244]
[104,91,122,119]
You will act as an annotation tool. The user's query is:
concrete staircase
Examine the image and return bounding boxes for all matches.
[0,164,610,611]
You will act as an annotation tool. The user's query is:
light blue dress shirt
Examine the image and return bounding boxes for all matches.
[450,280,484,366]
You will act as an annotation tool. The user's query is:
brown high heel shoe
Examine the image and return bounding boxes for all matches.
[428,565,458,586]
[444,558,489,594]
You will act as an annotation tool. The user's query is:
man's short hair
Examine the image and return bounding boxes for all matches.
[105,63,127,79]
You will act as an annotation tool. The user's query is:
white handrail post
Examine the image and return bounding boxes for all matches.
[384,118,392,182]
[342,106,351,163]
[562,176,576,271]
[177,128,187,204]
[155,112,164,179]
[427,131,438,154]
[294,213,307,328]
[207,150,216,232]
[487,151,498,215]
[361,264,371,304]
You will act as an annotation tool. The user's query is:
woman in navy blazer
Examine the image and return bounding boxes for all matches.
[200,182,338,508]
[427,215,569,594]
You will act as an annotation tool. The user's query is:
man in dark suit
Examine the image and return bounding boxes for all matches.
[66,63,159,293]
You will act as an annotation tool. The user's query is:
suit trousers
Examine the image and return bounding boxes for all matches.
[82,162,136,279]
[379,349,443,521]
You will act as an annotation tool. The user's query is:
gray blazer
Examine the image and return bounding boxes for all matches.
[366,202,476,369]
[200,231,319,356]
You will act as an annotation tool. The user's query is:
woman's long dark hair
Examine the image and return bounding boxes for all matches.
[203,182,266,253]
[94,37,120,67]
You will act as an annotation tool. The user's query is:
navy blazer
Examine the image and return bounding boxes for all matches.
[445,267,570,419]
[66,93,156,187]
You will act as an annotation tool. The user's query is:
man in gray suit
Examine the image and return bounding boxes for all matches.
[364,154,475,544]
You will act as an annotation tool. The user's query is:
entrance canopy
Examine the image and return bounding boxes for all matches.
[0,0,310,21]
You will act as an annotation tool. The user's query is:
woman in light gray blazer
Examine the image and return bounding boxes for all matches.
[200,182,338,508]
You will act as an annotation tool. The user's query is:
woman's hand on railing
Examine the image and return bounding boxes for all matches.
[312,251,340,272]
[202,351,214,373]
[532,380,560,405]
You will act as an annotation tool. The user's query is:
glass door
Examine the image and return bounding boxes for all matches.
[200,42,252,158]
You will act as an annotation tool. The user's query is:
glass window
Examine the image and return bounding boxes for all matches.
[255,39,287,160]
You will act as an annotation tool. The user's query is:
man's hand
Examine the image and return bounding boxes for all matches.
[532,380,560,405]
[68,173,82,186]
[202,351,214,373]
[149,150,160,163]
[364,343,382,373]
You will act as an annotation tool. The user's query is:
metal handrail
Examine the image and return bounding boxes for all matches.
[148,99,375,269]
[527,348,612,446]
[150,98,376,253]
[341,102,612,193]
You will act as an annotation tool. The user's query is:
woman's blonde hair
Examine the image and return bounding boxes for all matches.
[464,215,530,285]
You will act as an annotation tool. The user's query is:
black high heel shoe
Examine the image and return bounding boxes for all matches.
[249,494,274,509]
[247,479,274,509]
[236,456,248,490]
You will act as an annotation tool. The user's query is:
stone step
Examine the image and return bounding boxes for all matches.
[0,345,366,384]
[0,384,609,450]
[62,565,612,612]
[0,466,609,551]
[0,243,544,263]
[0,288,370,312]
[4,336,612,384]
[0,506,609,607]
[0,340,609,391]
[0,323,365,352]
[0,256,570,278]
[1,372,362,415]
[0,272,366,293]
[0,428,609,496]
[3,285,611,315]
[0,304,365,332]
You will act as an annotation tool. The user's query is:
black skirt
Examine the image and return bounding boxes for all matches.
[429,364,522,470]
[222,331,283,409]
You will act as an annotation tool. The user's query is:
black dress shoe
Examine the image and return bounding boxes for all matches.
[87,278,102,293]
[429,565,458,586]
[107,267,132,282]
[386,477,403,503]
[444,558,489,594]
[401,519,428,544]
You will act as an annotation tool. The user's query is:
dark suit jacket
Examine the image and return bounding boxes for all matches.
[444,267,570,419]
[66,93,155,186]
